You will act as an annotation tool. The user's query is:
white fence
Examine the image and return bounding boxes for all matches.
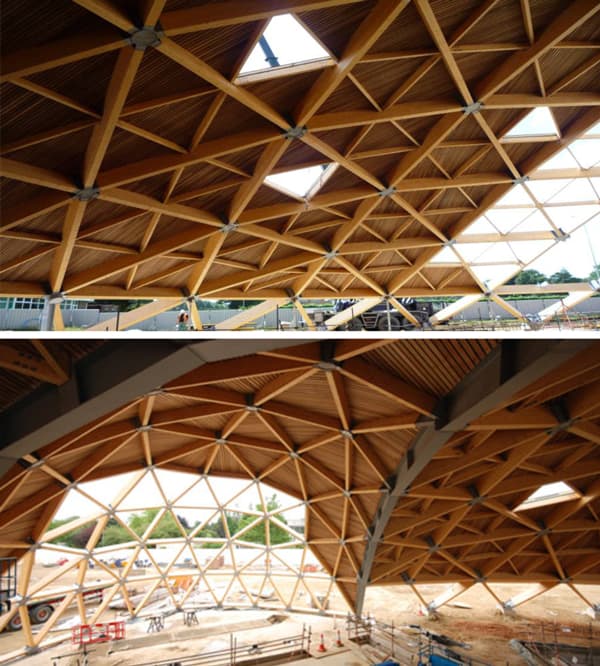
[1,298,599,331]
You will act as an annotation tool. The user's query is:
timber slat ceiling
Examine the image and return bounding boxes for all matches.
[1,1,599,302]
[0,340,101,410]
[1,339,599,614]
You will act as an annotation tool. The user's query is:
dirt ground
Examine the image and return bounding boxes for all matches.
[361,582,599,665]
[1,562,598,665]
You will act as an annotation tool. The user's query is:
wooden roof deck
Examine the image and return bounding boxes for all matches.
[1,0,599,312]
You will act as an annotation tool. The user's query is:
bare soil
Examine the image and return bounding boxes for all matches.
[1,563,598,665]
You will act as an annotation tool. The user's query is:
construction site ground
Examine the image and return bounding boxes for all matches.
[1,561,598,665]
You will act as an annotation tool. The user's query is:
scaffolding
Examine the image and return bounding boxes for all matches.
[516,620,600,665]
[0,558,17,617]
[133,625,311,666]
[345,615,492,666]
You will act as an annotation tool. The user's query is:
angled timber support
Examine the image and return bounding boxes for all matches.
[322,297,383,330]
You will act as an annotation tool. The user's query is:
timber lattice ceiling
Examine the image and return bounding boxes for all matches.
[1,0,599,305]
[1,339,599,620]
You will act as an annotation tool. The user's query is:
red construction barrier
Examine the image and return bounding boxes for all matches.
[72,621,125,645]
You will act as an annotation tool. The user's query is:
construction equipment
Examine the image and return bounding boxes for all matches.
[310,299,436,330]
[1,558,106,632]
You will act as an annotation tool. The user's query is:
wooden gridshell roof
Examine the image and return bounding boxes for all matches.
[1,338,599,616]
[1,0,600,305]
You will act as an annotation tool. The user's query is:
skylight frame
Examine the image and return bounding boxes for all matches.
[236,13,335,84]
[430,127,600,322]
[264,162,338,200]
[514,481,580,512]
[502,106,561,142]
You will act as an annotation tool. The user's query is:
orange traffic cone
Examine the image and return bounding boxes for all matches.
[336,630,344,647]
[318,633,327,652]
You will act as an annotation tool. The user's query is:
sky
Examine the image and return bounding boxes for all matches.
[54,469,306,527]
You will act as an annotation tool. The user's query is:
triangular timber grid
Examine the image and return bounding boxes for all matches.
[1,1,600,330]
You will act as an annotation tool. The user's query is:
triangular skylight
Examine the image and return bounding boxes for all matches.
[239,14,330,76]
[494,184,535,207]
[568,138,600,169]
[538,147,579,171]
[584,121,600,137]
[265,163,336,198]
[526,219,600,277]
[514,481,579,511]
[429,245,461,264]
[504,107,559,140]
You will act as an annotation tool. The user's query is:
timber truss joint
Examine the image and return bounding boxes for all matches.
[463,102,483,116]
[136,424,153,432]
[283,126,307,140]
[462,101,483,115]
[378,186,397,198]
[220,222,239,234]
[551,229,570,241]
[72,186,99,202]
[128,26,162,50]
[546,419,574,436]
[315,360,339,372]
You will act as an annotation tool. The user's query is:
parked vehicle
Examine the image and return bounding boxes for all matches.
[311,299,436,330]
[2,558,106,632]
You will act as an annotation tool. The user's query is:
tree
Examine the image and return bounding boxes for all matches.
[129,509,183,539]
[71,524,96,548]
[548,269,582,284]
[588,264,600,281]
[511,269,547,285]
[235,495,292,545]
[48,516,81,546]
[100,522,131,546]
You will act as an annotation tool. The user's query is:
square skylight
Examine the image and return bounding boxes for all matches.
[240,14,330,76]
[504,107,559,140]
[265,163,335,199]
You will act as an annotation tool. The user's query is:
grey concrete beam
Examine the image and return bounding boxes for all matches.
[0,339,304,477]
